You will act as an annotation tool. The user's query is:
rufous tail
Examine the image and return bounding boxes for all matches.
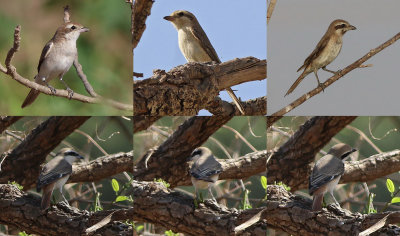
[21,89,40,108]
[285,71,307,97]
[226,88,245,115]
[312,193,324,211]
[41,188,53,210]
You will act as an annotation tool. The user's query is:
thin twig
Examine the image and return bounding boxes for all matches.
[267,0,277,24]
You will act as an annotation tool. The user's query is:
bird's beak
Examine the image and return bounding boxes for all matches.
[349,25,356,30]
[163,16,174,21]
[80,27,90,33]
[77,154,84,160]
[351,148,357,153]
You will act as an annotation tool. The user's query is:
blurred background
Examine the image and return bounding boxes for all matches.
[0,0,131,115]
[134,116,266,209]
[0,116,133,228]
[268,0,400,115]
[134,0,267,115]
[268,116,400,228]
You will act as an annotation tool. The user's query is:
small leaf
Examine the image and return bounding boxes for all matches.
[386,179,395,193]
[135,225,144,232]
[260,176,267,190]
[115,195,129,202]
[391,197,400,204]
[111,179,120,193]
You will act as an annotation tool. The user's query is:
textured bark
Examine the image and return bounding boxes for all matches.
[208,96,267,116]
[132,181,267,236]
[0,116,22,134]
[133,116,233,187]
[265,185,400,235]
[0,116,90,189]
[0,184,133,236]
[267,116,356,191]
[134,57,266,116]
[68,151,133,183]
[132,0,154,49]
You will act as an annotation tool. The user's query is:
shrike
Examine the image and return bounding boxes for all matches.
[309,143,356,211]
[37,148,83,210]
[285,19,356,96]
[21,22,89,108]
[164,10,245,115]
[189,147,222,202]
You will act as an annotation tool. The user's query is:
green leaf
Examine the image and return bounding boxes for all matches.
[111,179,120,193]
[386,179,395,193]
[115,195,129,202]
[391,197,400,204]
[260,176,267,190]
[135,225,144,232]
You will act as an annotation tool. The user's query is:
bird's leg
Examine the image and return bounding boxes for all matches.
[41,78,57,94]
[59,77,74,99]
[60,188,70,206]
[208,186,217,202]
[329,190,340,207]
[313,69,325,92]
[322,66,341,75]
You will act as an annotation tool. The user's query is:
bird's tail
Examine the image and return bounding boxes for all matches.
[41,188,53,210]
[284,71,308,97]
[312,193,324,211]
[226,88,245,115]
[21,89,40,108]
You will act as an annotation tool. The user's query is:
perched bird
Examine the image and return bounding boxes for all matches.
[189,147,222,202]
[21,22,89,108]
[285,19,356,96]
[164,10,245,115]
[37,148,84,210]
[309,143,356,211]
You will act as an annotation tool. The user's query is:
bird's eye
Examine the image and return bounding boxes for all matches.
[71,25,76,30]
[178,12,184,17]
[341,24,346,28]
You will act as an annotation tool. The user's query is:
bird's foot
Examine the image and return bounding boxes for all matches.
[47,85,57,94]
[66,87,74,99]
[334,69,342,76]
[318,83,325,92]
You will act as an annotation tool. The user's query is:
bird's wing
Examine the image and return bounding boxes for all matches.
[309,155,344,194]
[190,25,221,63]
[297,31,330,72]
[37,158,72,190]
[190,154,222,182]
[37,41,54,72]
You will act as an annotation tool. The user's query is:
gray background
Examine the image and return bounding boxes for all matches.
[268,0,400,115]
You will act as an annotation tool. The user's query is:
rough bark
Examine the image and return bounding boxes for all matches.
[132,0,154,49]
[0,116,22,134]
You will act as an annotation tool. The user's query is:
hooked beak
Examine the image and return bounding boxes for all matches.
[348,25,356,30]
[163,16,174,21]
[80,27,90,33]
[77,154,84,160]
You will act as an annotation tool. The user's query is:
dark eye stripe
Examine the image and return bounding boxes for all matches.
[335,23,347,30]
[191,149,202,157]
[65,151,79,156]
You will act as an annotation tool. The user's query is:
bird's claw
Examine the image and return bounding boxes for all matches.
[48,86,57,94]
[66,88,74,99]
[318,83,325,92]
[335,70,342,75]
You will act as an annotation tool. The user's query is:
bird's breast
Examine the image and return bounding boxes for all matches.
[313,38,343,69]
[178,28,211,62]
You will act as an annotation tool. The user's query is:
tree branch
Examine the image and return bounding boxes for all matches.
[132,0,154,49]
[134,57,266,116]
[268,31,400,122]
[0,116,22,134]
[133,116,160,133]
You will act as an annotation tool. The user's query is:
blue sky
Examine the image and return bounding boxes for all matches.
[134,1,266,115]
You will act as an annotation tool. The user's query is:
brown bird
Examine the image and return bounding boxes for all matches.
[285,19,356,96]
[164,10,245,114]
[37,148,83,210]
[309,143,356,211]
[21,22,89,108]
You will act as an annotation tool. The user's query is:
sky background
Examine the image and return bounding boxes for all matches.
[268,0,400,115]
[134,0,266,115]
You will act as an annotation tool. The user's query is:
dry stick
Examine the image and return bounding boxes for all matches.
[268,31,400,127]
[267,0,277,24]
[1,26,132,111]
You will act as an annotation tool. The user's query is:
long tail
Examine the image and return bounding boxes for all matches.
[312,193,324,211]
[21,89,40,108]
[226,88,245,115]
[284,71,308,97]
[41,185,54,210]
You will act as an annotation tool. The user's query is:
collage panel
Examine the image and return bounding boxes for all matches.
[268,0,400,116]
[267,116,400,235]
[133,0,267,116]
[133,116,267,235]
[0,1,132,115]
[0,116,133,235]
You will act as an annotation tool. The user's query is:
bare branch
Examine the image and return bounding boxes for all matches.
[0,116,22,134]
[267,0,277,24]
[132,0,154,48]
[133,116,160,133]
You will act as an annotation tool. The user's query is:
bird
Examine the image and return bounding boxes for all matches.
[189,147,223,202]
[164,10,245,115]
[309,143,356,211]
[21,22,89,108]
[285,19,356,96]
[36,148,84,210]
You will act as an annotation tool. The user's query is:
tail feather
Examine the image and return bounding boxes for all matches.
[226,88,245,115]
[21,89,40,108]
[312,193,324,211]
[284,71,308,97]
[41,185,54,210]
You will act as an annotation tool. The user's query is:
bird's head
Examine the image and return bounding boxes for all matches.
[58,148,84,164]
[327,143,357,160]
[55,22,89,41]
[188,147,212,162]
[330,19,356,36]
[164,10,199,29]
